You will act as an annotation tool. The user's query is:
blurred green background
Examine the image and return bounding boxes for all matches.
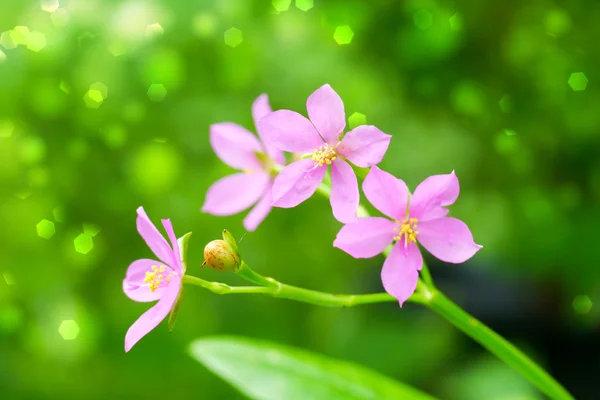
[1,0,599,399]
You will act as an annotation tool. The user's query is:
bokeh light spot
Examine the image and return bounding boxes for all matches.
[224,27,243,48]
[36,219,56,239]
[90,82,108,98]
[193,14,216,37]
[58,320,80,340]
[544,9,571,38]
[295,0,314,11]
[51,8,71,28]
[131,143,181,194]
[83,224,100,237]
[83,90,104,109]
[18,136,46,164]
[147,84,167,102]
[74,233,94,254]
[495,129,519,155]
[3,272,15,285]
[0,31,18,49]
[0,49,6,63]
[449,13,463,31]
[498,94,512,113]
[41,0,59,13]
[572,295,592,314]
[145,23,164,39]
[568,72,588,91]
[26,32,47,52]
[348,112,367,129]
[414,9,433,31]
[101,124,127,148]
[11,26,31,46]
[273,0,291,12]
[52,206,65,223]
[333,26,354,45]
[0,120,15,138]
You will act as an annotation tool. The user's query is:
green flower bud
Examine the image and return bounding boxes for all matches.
[203,239,240,272]
[221,229,241,259]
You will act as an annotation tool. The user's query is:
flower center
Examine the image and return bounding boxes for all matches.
[393,218,419,246]
[312,144,337,167]
[143,265,174,292]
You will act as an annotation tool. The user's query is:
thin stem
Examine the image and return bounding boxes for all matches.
[423,287,574,400]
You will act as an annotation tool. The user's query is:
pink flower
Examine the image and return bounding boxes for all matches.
[334,167,482,306]
[258,84,391,223]
[202,94,286,231]
[122,207,184,352]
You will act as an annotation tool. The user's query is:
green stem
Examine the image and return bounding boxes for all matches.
[420,285,573,400]
[184,271,424,307]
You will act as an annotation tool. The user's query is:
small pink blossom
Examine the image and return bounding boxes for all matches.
[334,167,482,306]
[202,94,285,231]
[258,84,391,223]
[122,207,184,352]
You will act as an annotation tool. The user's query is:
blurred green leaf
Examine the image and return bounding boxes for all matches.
[189,336,436,400]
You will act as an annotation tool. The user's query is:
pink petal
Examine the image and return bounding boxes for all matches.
[381,242,422,307]
[410,171,460,222]
[202,172,270,216]
[125,276,181,352]
[243,185,273,231]
[252,94,286,166]
[333,217,396,258]
[136,207,175,267]
[418,217,482,263]
[362,166,409,220]
[306,84,345,144]
[330,159,359,223]
[161,219,181,273]
[338,126,391,168]
[258,110,323,153]
[210,123,262,170]
[271,159,326,208]
[123,259,172,302]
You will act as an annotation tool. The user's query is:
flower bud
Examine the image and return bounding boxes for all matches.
[203,239,240,272]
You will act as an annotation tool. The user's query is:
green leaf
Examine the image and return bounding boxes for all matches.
[189,336,437,400]
[177,231,192,274]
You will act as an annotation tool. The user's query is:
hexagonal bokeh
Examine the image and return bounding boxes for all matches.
[0,30,17,49]
[333,26,354,45]
[295,0,314,11]
[572,295,592,314]
[58,319,80,340]
[449,13,463,31]
[499,94,512,113]
[568,72,588,91]
[146,23,164,39]
[348,112,367,129]
[224,27,243,48]
[147,84,167,102]
[0,119,15,138]
[414,9,433,31]
[83,90,104,109]
[10,26,30,46]
[41,0,60,13]
[36,219,56,239]
[273,0,291,12]
[74,233,94,254]
[26,31,46,52]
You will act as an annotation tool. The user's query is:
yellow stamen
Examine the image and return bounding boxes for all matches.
[393,218,419,246]
[143,265,169,292]
[311,143,338,167]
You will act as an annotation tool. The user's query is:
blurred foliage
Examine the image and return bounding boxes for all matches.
[1,0,599,399]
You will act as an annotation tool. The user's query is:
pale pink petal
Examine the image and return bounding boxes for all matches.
[136,207,175,267]
[125,276,181,352]
[338,126,391,168]
[210,123,262,170]
[333,217,396,258]
[202,172,270,216]
[330,159,359,223]
[243,185,273,231]
[252,94,286,166]
[362,166,409,220]
[381,242,422,307]
[161,219,181,273]
[271,159,327,208]
[418,217,482,263]
[410,171,460,221]
[123,259,172,302]
[258,110,323,153]
[306,84,346,144]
